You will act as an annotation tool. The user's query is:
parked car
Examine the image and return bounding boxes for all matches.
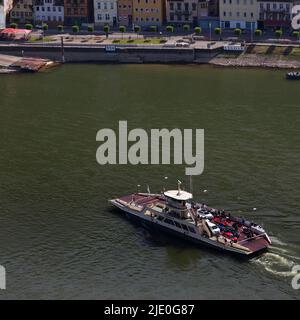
[175,40,190,47]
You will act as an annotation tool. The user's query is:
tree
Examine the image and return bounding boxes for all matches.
[183,24,190,33]
[25,24,33,30]
[42,24,48,31]
[292,30,300,38]
[104,25,110,39]
[72,25,79,33]
[234,28,242,36]
[254,29,262,37]
[194,27,202,35]
[275,29,283,39]
[119,25,126,39]
[166,25,174,33]
[150,25,157,33]
[214,27,221,40]
[10,23,18,29]
[57,25,64,32]
[87,25,94,32]
[134,25,141,39]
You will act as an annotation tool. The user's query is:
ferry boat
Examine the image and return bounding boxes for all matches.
[286,71,300,80]
[110,181,271,257]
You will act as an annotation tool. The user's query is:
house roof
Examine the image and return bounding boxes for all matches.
[0,28,32,35]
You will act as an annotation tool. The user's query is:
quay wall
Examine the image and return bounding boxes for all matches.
[0,45,220,64]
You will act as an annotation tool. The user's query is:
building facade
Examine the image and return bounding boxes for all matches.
[0,0,14,28]
[33,0,64,25]
[165,0,212,27]
[132,0,165,27]
[257,0,293,29]
[64,0,90,25]
[219,0,259,29]
[165,0,199,26]
[117,0,133,26]
[94,0,118,26]
[10,0,34,24]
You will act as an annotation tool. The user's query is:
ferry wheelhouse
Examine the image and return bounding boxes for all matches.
[110,182,271,256]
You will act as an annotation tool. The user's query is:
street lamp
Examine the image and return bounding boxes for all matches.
[209,22,212,42]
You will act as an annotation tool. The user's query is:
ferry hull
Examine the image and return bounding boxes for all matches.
[110,200,268,257]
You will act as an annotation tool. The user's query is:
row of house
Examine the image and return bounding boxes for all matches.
[1,0,299,30]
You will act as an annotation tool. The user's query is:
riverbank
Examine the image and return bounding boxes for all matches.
[1,40,300,70]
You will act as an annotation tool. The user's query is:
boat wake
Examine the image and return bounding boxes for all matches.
[251,235,300,277]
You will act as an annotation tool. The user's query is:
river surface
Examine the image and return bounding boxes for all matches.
[0,64,299,299]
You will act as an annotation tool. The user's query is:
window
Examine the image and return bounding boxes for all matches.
[174,221,181,228]
[188,226,196,233]
[244,12,246,17]
[165,218,174,225]
[181,224,188,231]
[105,13,110,20]
[97,14,102,20]
[104,2,107,9]
[224,11,226,17]
[110,2,114,9]
[192,3,196,11]
[97,2,101,9]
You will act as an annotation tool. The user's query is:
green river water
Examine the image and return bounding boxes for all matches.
[0,64,299,299]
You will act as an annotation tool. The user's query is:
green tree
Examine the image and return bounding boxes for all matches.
[214,27,221,40]
[254,29,262,37]
[103,25,110,39]
[234,28,242,36]
[194,27,202,34]
[57,25,64,32]
[72,25,79,33]
[183,24,190,33]
[150,25,157,33]
[42,24,48,31]
[10,23,18,29]
[166,25,174,33]
[134,25,141,39]
[119,25,126,39]
[25,24,33,30]
[87,25,94,32]
[275,29,283,38]
[292,30,299,38]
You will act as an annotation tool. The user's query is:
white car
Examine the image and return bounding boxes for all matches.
[197,210,214,220]
[175,41,190,47]
[206,220,221,235]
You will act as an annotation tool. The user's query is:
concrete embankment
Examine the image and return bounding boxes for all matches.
[1,43,300,69]
[0,44,220,64]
